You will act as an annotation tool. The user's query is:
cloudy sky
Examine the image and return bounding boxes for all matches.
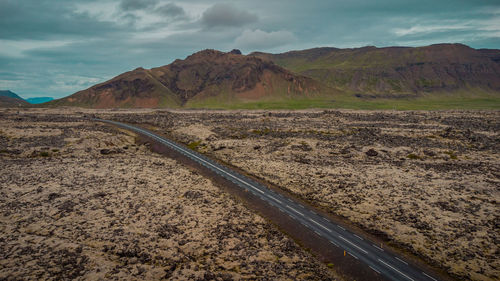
[1,0,499,98]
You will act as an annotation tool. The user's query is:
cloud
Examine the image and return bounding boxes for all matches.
[119,0,158,11]
[201,3,257,28]
[234,29,296,51]
[0,0,126,40]
[155,3,185,18]
[393,23,471,37]
[0,39,72,58]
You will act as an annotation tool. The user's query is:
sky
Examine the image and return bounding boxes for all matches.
[0,0,499,98]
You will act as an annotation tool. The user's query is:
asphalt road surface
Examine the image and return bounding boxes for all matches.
[98,119,441,281]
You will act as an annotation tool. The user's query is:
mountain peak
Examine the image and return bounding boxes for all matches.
[50,49,324,108]
[184,49,226,62]
[228,49,242,55]
[251,44,500,95]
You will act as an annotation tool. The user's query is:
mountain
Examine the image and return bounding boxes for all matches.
[0,90,24,100]
[0,90,29,107]
[250,44,500,97]
[50,49,326,108]
[25,97,54,104]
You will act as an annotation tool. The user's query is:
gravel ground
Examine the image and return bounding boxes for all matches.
[0,110,340,280]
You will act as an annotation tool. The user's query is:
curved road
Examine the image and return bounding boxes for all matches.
[98,119,440,281]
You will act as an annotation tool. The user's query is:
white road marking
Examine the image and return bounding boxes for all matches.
[330,240,339,247]
[348,252,359,260]
[130,126,269,197]
[338,226,345,231]
[423,272,438,281]
[373,245,384,251]
[369,266,381,274]
[269,196,282,204]
[378,259,415,281]
[395,257,408,265]
[338,235,368,254]
[286,205,304,216]
[314,231,322,236]
[354,234,364,240]
[310,219,332,232]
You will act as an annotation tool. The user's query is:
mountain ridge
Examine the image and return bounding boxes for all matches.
[48,44,500,109]
[250,43,500,97]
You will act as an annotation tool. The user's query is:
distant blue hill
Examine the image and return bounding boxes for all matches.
[0,90,54,104]
[25,97,54,104]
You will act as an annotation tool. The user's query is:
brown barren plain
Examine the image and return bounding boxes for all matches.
[0,109,339,280]
[103,109,500,281]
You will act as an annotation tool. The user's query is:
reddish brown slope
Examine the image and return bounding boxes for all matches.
[50,67,180,108]
[50,49,329,108]
[149,49,326,105]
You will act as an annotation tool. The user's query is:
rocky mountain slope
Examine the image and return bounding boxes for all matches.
[50,49,325,108]
[251,44,500,97]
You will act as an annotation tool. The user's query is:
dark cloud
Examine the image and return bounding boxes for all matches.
[119,0,159,11]
[155,3,186,18]
[0,0,125,40]
[201,3,258,28]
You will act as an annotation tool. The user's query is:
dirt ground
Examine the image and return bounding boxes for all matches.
[102,109,499,281]
[0,109,339,280]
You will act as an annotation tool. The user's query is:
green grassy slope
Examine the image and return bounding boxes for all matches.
[44,45,500,110]
[247,44,500,110]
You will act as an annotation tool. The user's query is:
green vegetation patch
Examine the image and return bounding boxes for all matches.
[184,91,500,110]
[187,140,202,150]
[407,153,422,160]
[251,128,271,135]
[443,150,458,159]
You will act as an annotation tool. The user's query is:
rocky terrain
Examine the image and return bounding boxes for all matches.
[48,49,324,108]
[0,109,340,280]
[105,109,499,281]
[252,44,500,96]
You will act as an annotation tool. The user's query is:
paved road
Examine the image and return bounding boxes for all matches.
[98,119,440,281]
